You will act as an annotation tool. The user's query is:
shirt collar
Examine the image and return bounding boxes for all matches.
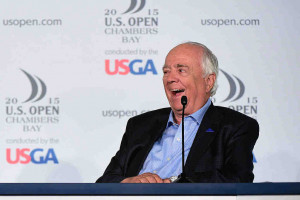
[167,98,211,127]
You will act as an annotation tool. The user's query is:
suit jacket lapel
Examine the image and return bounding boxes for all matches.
[185,104,222,173]
[126,109,170,176]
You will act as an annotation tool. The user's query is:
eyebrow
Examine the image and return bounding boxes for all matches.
[162,64,189,70]
[162,65,170,70]
[176,64,188,68]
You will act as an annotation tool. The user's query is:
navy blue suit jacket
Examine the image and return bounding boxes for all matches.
[96,104,259,183]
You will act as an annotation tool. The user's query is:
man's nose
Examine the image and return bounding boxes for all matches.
[167,71,179,83]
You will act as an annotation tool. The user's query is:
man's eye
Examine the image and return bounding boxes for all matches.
[179,69,186,73]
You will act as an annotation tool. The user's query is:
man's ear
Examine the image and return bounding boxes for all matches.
[205,73,216,93]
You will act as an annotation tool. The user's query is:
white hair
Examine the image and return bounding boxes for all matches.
[183,42,219,96]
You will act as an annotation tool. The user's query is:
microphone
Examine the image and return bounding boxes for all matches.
[181,96,187,106]
[173,96,193,183]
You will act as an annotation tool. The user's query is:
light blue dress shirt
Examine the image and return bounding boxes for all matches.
[139,98,211,179]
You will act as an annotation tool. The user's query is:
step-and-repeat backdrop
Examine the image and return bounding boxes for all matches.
[0,0,299,183]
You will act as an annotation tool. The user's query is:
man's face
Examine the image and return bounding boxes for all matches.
[163,44,215,117]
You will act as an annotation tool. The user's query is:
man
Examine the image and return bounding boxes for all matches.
[96,42,259,183]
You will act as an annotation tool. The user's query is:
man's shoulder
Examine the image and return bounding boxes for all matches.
[125,108,171,132]
[213,105,258,127]
[130,107,171,122]
[214,105,248,118]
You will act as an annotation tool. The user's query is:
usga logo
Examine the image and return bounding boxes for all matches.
[105,59,157,75]
[6,148,58,164]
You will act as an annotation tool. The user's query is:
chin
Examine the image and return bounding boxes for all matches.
[171,104,183,113]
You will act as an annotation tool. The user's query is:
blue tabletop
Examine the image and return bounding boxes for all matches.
[0,183,300,195]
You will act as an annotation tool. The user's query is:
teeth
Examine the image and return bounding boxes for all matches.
[171,89,185,92]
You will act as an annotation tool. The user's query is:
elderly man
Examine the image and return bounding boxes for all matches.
[96,42,259,183]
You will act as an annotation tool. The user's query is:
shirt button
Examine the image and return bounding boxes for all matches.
[177,138,180,141]
[153,170,157,173]
[167,157,170,161]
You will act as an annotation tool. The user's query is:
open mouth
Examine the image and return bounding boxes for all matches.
[170,89,185,96]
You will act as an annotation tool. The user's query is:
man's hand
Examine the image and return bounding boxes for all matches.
[121,173,171,183]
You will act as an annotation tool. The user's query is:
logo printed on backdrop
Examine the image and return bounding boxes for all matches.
[213,69,258,120]
[6,148,58,164]
[4,69,60,132]
[3,69,61,165]
[219,69,245,102]
[104,0,158,43]
[20,69,47,103]
[103,0,160,76]
[105,59,157,75]
[123,0,146,14]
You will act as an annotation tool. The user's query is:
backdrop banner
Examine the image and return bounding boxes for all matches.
[0,0,299,182]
